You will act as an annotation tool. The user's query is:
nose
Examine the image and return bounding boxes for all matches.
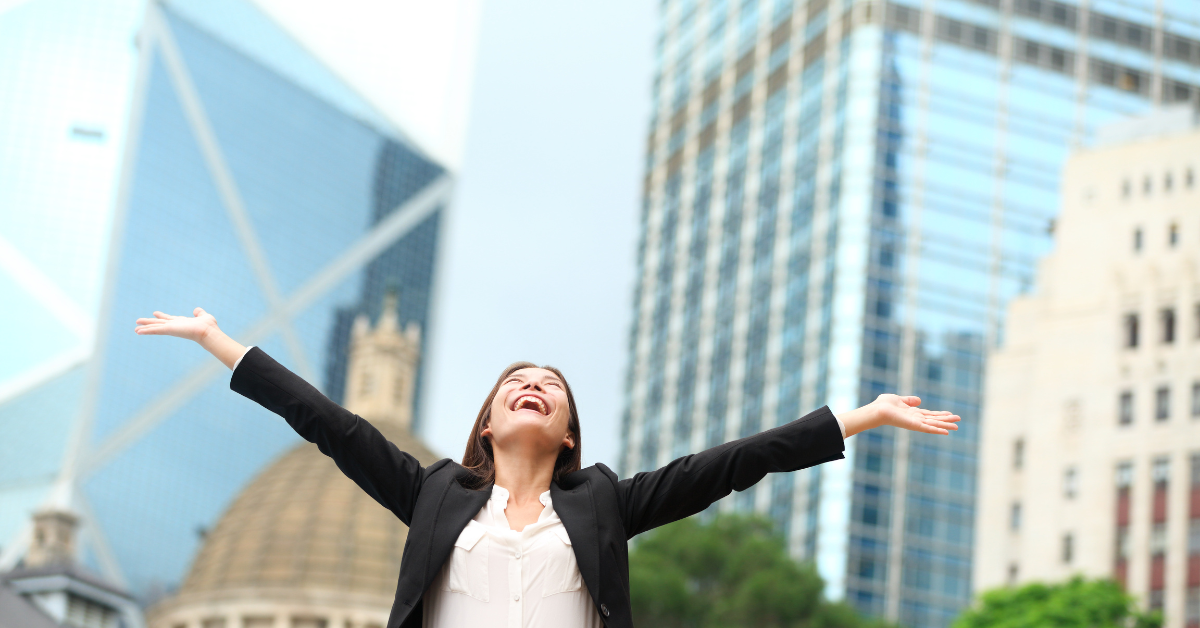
[521,381,544,393]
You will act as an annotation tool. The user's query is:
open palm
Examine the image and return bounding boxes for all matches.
[871,394,960,435]
[134,308,218,343]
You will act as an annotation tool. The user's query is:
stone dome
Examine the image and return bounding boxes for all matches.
[178,420,441,598]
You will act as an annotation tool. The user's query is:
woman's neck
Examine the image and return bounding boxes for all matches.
[492,448,555,506]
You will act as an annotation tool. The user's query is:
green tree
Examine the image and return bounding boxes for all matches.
[629,514,892,628]
[953,576,1162,628]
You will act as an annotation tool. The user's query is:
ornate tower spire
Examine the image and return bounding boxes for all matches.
[24,509,80,568]
[343,288,422,431]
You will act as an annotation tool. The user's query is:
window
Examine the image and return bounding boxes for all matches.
[1188,588,1200,626]
[1156,386,1171,421]
[1170,223,1180,247]
[1007,563,1019,585]
[1116,526,1131,558]
[1124,313,1139,348]
[1062,533,1074,563]
[1144,176,1153,195]
[1117,461,1134,487]
[1134,228,1143,252]
[1166,172,1174,192]
[1151,522,1167,555]
[1010,502,1022,531]
[1122,179,1132,198]
[1149,590,1164,613]
[1190,520,1200,554]
[1014,438,1025,470]
[1162,308,1176,343]
[1192,382,1200,418]
[1119,391,1134,425]
[1188,168,1195,189]
[1154,456,1171,483]
[1064,466,1078,499]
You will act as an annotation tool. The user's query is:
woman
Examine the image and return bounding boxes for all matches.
[135,307,959,628]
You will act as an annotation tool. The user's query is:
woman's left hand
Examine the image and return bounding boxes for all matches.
[837,394,960,438]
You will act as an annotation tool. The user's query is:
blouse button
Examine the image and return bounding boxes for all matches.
[515,552,522,559]
[601,603,610,617]
[513,594,521,602]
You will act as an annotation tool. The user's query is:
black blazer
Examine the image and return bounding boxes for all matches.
[229,346,845,628]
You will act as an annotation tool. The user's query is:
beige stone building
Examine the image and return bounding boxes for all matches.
[974,106,1200,627]
[146,293,440,628]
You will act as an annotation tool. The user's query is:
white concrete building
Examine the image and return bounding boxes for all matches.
[975,106,1200,628]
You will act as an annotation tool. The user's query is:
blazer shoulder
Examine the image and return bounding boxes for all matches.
[559,464,618,490]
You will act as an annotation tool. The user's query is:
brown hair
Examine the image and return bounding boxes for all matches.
[460,361,583,490]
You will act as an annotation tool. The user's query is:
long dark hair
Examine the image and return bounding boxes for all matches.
[460,361,583,490]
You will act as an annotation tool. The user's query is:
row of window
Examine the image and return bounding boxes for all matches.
[1118,384,1200,425]
[1130,223,1189,253]
[1122,169,1198,199]
[1122,305,1200,348]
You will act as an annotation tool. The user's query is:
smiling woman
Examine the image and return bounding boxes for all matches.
[134,307,960,628]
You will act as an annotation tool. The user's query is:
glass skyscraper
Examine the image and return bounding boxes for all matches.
[0,0,141,427]
[622,0,1200,626]
[0,0,451,601]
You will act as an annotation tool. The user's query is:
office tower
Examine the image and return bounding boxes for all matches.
[0,0,453,600]
[0,0,141,431]
[976,107,1200,627]
[622,0,1200,625]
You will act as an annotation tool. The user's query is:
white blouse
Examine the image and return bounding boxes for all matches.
[422,485,604,628]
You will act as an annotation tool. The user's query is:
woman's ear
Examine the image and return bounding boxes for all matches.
[480,420,492,441]
[562,434,575,450]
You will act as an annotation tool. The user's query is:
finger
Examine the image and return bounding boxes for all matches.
[916,421,950,435]
[902,395,921,407]
[923,419,959,431]
[919,410,959,420]
[153,311,175,320]
[135,317,167,325]
[918,409,955,416]
[135,325,162,335]
[194,307,206,317]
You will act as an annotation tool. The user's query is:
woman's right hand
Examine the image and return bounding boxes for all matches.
[135,307,218,342]
[135,307,248,369]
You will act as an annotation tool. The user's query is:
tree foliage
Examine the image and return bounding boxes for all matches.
[953,576,1162,628]
[629,514,892,628]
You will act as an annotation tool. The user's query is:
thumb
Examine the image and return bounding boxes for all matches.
[194,307,205,317]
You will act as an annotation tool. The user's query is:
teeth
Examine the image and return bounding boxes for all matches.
[514,395,548,415]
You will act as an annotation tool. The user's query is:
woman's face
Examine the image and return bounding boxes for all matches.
[483,367,574,456]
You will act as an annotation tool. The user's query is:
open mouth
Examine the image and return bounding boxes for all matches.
[511,394,549,415]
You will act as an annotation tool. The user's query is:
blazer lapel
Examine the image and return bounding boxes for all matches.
[551,481,600,603]
[425,478,491,583]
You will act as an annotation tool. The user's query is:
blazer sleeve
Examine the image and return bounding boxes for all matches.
[616,405,845,538]
[229,346,426,525]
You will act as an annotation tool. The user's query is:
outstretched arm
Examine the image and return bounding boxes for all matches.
[134,307,429,524]
[617,396,960,538]
[134,307,249,369]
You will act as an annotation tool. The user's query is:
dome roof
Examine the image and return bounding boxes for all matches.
[179,420,442,598]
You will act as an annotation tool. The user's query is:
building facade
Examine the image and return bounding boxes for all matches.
[622,0,1200,625]
[0,0,452,600]
[976,108,1200,627]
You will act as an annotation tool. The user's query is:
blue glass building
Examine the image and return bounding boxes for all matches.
[621,0,1200,626]
[0,0,451,600]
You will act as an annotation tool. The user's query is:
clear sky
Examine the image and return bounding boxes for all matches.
[420,1,656,470]
[259,0,657,469]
